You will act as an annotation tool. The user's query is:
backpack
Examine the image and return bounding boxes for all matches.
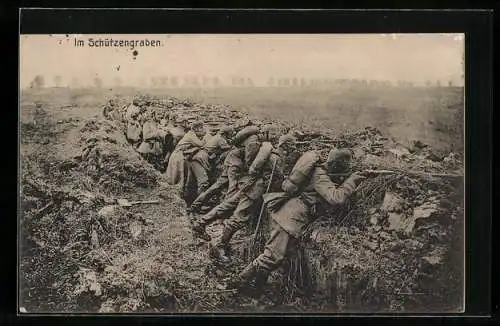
[248,142,274,175]
[126,121,142,141]
[142,122,159,140]
[282,151,321,195]
[233,125,260,146]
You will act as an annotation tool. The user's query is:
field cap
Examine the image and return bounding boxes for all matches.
[260,124,278,134]
[220,126,233,134]
[189,120,204,130]
[278,134,297,148]
[327,148,353,165]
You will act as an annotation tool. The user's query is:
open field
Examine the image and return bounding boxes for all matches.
[19,86,464,313]
[21,86,464,153]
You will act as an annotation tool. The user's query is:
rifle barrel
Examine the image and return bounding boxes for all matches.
[328,170,462,178]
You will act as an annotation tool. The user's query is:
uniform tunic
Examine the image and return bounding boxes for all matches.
[203,133,231,155]
[223,142,284,231]
[126,120,142,147]
[190,148,244,210]
[162,124,186,165]
[166,131,210,197]
[252,165,358,271]
[203,132,231,181]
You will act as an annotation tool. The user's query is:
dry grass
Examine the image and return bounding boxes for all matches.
[19,86,464,313]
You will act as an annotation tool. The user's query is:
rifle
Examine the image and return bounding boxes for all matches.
[329,169,463,179]
[296,140,338,146]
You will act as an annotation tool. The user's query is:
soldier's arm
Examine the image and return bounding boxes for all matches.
[227,165,242,194]
[191,133,204,147]
[218,137,231,151]
[312,167,357,205]
[269,153,284,179]
[245,140,261,169]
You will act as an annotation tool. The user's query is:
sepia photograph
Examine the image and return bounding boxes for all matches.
[19,33,465,314]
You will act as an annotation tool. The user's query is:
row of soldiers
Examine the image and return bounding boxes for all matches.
[124,107,367,293]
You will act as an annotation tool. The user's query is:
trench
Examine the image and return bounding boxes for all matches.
[20,93,465,313]
[106,96,465,313]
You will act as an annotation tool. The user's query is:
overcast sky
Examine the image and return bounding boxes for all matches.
[20,34,464,88]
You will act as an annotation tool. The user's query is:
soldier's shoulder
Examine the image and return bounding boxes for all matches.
[312,164,328,176]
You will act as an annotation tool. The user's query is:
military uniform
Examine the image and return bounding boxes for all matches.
[277,133,300,175]
[162,122,186,166]
[189,147,244,214]
[209,141,284,263]
[190,148,246,239]
[253,165,359,271]
[137,121,165,170]
[227,149,365,290]
[203,129,232,182]
[178,130,211,196]
[191,126,262,242]
[166,128,210,206]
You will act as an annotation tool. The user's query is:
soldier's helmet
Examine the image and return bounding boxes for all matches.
[326,148,353,172]
[220,125,233,135]
[175,116,187,125]
[189,120,204,131]
[207,122,220,133]
[260,124,279,142]
[278,133,297,149]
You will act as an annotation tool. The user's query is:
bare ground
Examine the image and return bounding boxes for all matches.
[19,86,464,313]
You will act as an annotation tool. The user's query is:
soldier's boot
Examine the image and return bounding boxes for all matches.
[190,190,209,213]
[197,182,210,200]
[226,262,258,290]
[189,199,203,214]
[209,227,236,264]
[191,210,219,242]
[253,269,270,295]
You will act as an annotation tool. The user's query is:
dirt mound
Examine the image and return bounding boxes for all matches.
[75,119,162,194]
[20,106,241,313]
[21,91,464,313]
[298,172,463,312]
[99,94,464,312]
[102,95,248,130]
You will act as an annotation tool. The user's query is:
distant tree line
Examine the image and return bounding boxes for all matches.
[267,77,455,88]
[26,74,460,89]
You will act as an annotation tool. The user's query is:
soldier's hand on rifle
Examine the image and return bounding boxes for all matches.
[248,166,259,177]
[349,172,367,186]
[358,170,376,177]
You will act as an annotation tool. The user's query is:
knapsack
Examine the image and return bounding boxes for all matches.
[126,121,142,141]
[233,125,260,146]
[282,151,321,195]
[248,142,274,175]
[142,122,159,140]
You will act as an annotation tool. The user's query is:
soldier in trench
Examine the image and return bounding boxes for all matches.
[224,148,366,291]
[166,120,211,207]
[189,126,288,216]
[161,115,188,168]
[139,119,169,171]
[203,125,233,182]
[189,125,261,239]
[125,110,143,149]
[276,132,300,176]
[207,124,285,264]
[189,142,246,224]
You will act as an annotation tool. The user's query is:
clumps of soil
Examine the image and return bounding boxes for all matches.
[20,103,239,313]
[20,92,465,313]
[20,169,102,312]
[75,119,162,194]
[291,173,464,312]
[102,94,248,131]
